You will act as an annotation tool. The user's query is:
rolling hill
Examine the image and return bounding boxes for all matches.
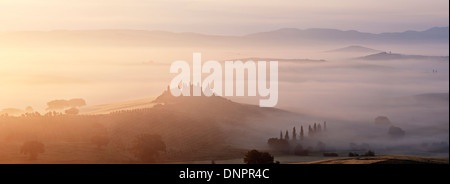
[104,87,304,160]
[0,87,305,163]
[356,52,449,61]
[80,97,157,115]
[326,45,381,53]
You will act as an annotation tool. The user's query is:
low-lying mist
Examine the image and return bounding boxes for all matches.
[0,43,448,159]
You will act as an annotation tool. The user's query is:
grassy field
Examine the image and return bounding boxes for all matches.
[167,155,333,164]
[299,155,449,164]
[0,141,246,164]
[0,141,135,164]
[1,140,448,164]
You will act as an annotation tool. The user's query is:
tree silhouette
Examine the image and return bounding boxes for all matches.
[130,134,166,163]
[292,127,297,141]
[244,149,274,164]
[25,106,34,112]
[323,152,338,157]
[364,150,375,156]
[280,131,283,140]
[267,138,289,152]
[348,152,359,157]
[313,123,317,133]
[46,100,69,111]
[388,126,406,139]
[374,116,391,125]
[294,144,309,156]
[65,107,79,115]
[284,130,289,140]
[20,141,45,160]
[46,98,87,111]
[68,98,86,107]
[308,125,313,137]
[300,126,304,140]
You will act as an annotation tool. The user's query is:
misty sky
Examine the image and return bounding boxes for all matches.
[0,0,448,34]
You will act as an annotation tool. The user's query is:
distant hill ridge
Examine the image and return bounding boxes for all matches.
[245,27,449,44]
[357,52,449,60]
[0,27,448,47]
[326,45,381,53]
[222,57,326,62]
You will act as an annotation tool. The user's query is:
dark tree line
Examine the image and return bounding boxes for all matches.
[244,150,274,164]
[267,121,330,156]
[278,121,328,141]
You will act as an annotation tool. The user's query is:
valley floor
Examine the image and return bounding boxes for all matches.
[1,141,448,164]
[297,155,449,164]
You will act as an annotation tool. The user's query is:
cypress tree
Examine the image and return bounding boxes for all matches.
[300,126,304,140]
[308,125,313,137]
[292,127,297,140]
[285,130,289,140]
